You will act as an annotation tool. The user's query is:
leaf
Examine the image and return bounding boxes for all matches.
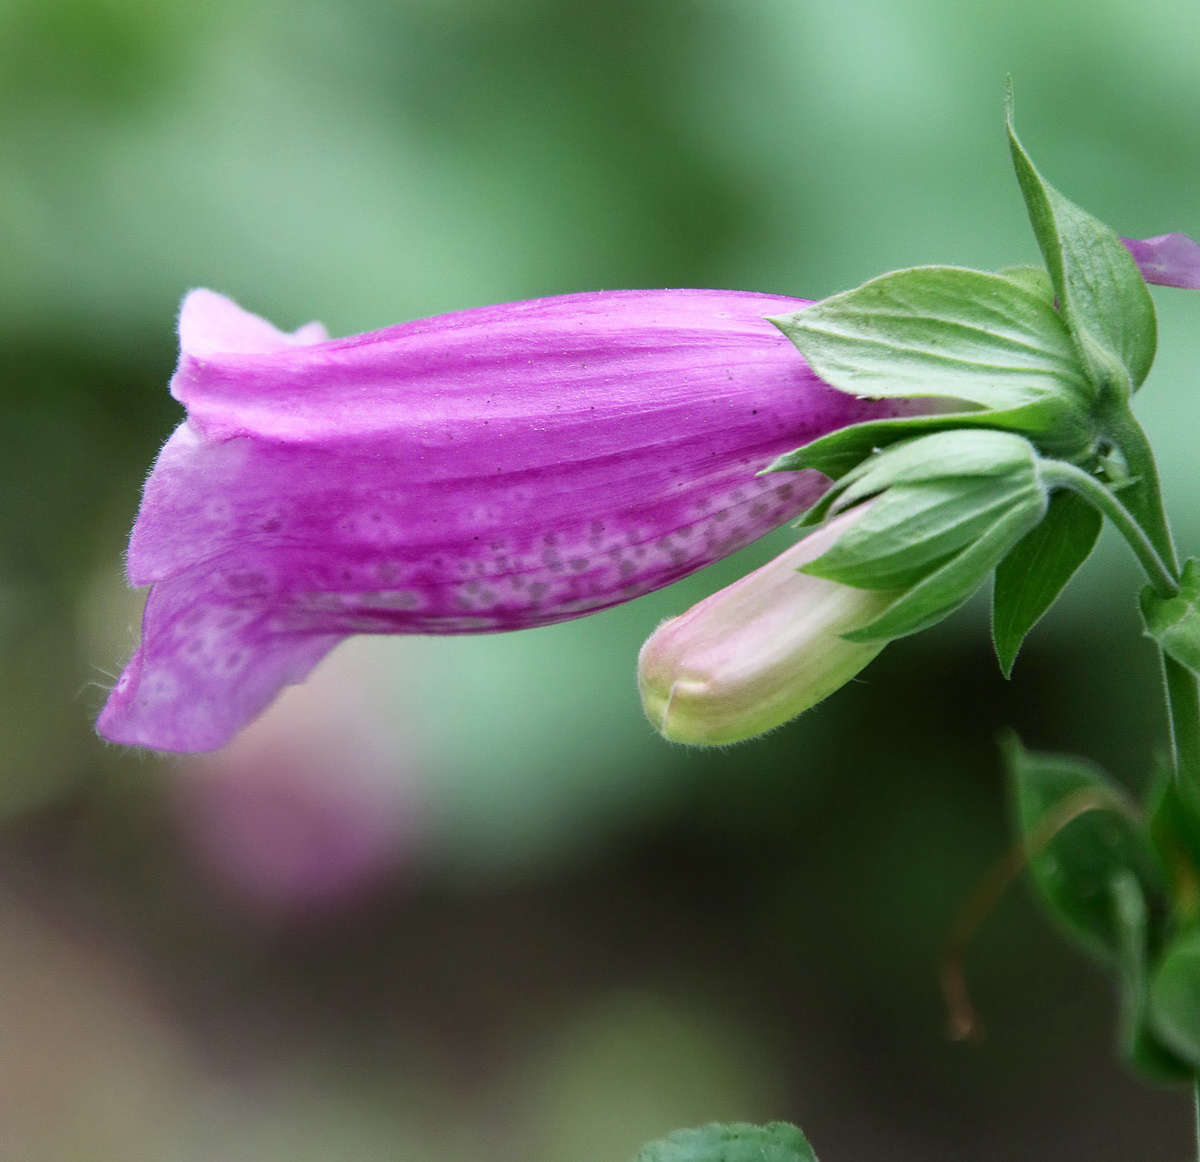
[1141,559,1200,674]
[633,1123,819,1162]
[992,490,1103,677]
[1149,761,1200,886]
[1108,871,1193,1082]
[1149,929,1200,1071]
[1006,738,1166,966]
[998,264,1055,301]
[839,500,1045,643]
[768,265,1091,412]
[1006,93,1157,391]
[767,396,1094,487]
[1006,746,1190,1081]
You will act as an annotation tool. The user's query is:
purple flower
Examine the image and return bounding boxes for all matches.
[97,288,910,753]
[1123,233,1200,290]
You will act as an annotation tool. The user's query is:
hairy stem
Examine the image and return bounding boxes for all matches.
[1039,460,1178,598]
[1101,404,1200,797]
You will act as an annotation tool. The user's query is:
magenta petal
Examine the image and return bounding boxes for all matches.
[100,288,913,752]
[97,565,343,752]
[1121,233,1200,290]
[177,288,329,356]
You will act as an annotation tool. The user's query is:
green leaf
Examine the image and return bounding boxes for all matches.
[998,264,1054,301]
[766,398,1094,501]
[806,474,1041,591]
[1149,929,1200,1071]
[633,1123,819,1162]
[841,500,1044,642]
[768,265,1091,412]
[1141,559,1200,674]
[1150,762,1200,891]
[1109,871,1194,1082]
[1006,95,1157,391]
[992,489,1103,677]
[1006,738,1166,966]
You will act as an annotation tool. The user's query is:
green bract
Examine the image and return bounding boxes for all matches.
[1006,89,1157,396]
[992,491,1103,677]
[768,266,1096,462]
[1141,559,1200,675]
[824,429,1041,515]
[799,431,1049,642]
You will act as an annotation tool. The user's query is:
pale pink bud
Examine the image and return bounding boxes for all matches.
[638,505,896,746]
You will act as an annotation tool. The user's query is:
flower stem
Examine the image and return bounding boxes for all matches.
[1099,404,1200,798]
[1038,460,1178,598]
[1194,1079,1199,1162]
[1101,404,1180,575]
[1166,656,1200,799]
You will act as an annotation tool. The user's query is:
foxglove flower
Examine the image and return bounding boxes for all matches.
[638,504,896,746]
[98,288,911,753]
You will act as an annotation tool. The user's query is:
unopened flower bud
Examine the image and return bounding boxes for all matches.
[638,505,896,746]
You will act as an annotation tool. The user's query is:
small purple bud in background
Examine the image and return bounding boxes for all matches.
[98,288,915,753]
[169,641,420,922]
[638,504,897,746]
[1122,233,1200,290]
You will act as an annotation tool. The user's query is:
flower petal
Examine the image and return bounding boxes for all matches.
[1122,233,1200,291]
[178,288,328,357]
[97,562,343,752]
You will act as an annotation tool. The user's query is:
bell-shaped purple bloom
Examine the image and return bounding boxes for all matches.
[97,288,911,753]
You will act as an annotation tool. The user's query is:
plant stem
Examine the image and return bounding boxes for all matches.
[1166,656,1200,801]
[1102,404,1180,574]
[1194,1079,1199,1162]
[1100,404,1200,797]
[1039,460,1178,598]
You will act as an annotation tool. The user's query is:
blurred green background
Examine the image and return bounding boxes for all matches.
[2,0,1199,1158]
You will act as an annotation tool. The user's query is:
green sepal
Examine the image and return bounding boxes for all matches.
[633,1123,819,1162]
[1005,738,1167,967]
[1141,559,1200,674]
[803,474,1041,592]
[1006,92,1157,393]
[768,265,1091,414]
[992,489,1103,677]
[802,431,1043,591]
[766,395,1094,491]
[1109,871,1194,1082]
[839,500,1044,643]
[830,429,1039,512]
[1148,929,1200,1073]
